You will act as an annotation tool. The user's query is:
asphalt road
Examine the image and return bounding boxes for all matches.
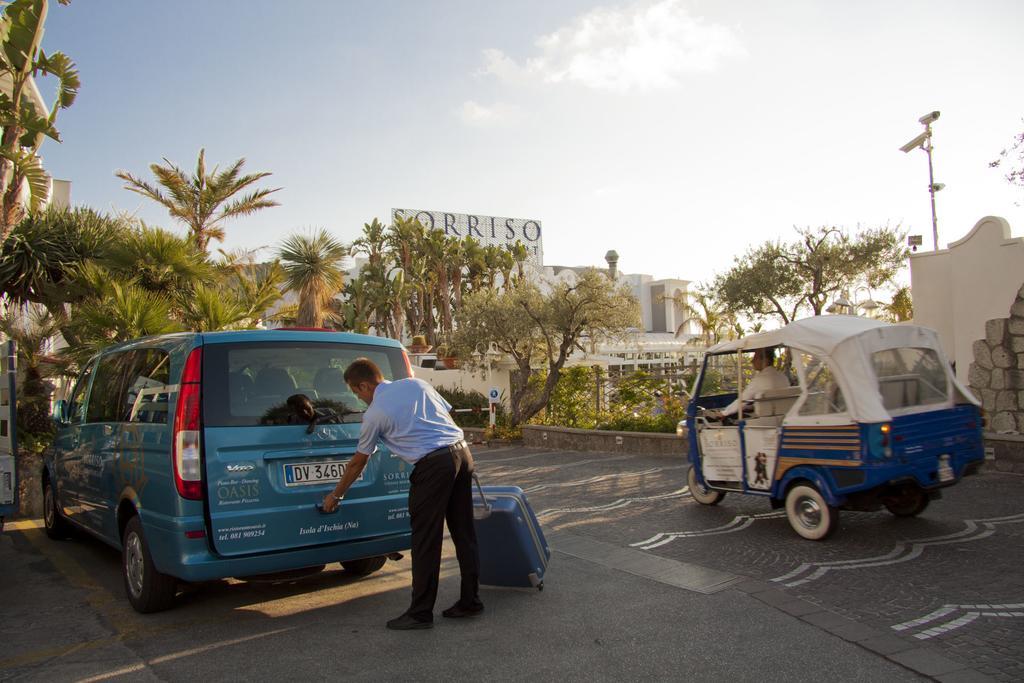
[2,445,1020,682]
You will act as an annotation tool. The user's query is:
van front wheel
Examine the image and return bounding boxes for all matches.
[785,484,838,541]
[122,516,177,613]
[341,555,387,576]
[688,466,724,506]
[43,479,72,540]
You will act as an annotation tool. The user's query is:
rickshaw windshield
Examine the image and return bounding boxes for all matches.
[871,347,949,411]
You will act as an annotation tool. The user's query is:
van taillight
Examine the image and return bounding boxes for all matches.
[173,347,204,500]
[402,350,413,377]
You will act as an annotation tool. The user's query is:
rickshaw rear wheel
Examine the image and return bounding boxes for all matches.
[688,466,725,506]
[883,487,929,517]
[785,484,838,541]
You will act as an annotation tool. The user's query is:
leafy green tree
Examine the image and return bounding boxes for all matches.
[453,269,640,426]
[116,149,280,252]
[278,229,348,328]
[0,0,79,243]
[543,365,598,428]
[715,225,908,323]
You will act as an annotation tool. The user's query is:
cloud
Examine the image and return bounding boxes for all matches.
[479,0,745,93]
[457,100,520,127]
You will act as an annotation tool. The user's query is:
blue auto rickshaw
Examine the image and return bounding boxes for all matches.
[687,316,985,540]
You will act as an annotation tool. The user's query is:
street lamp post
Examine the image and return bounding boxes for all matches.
[900,111,943,251]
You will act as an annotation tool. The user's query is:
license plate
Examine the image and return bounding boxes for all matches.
[938,454,954,483]
[283,460,360,487]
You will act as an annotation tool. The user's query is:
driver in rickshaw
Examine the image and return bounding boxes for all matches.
[706,347,790,422]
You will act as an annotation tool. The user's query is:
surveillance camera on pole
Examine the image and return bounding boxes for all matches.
[899,110,942,251]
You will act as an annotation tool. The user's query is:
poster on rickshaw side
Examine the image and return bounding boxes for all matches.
[698,428,743,481]
[743,427,778,490]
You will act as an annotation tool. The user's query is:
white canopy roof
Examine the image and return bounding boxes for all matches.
[707,315,888,357]
[707,315,978,423]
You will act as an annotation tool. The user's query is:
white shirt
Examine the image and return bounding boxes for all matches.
[356,378,464,464]
[722,366,790,416]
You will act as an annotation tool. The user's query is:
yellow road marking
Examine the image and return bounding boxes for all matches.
[5,517,45,530]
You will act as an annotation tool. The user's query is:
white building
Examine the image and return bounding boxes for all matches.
[910,216,1024,384]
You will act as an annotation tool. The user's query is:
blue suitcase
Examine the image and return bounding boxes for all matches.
[472,477,550,590]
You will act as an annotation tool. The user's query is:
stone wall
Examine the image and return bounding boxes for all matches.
[969,283,1024,434]
[521,424,688,458]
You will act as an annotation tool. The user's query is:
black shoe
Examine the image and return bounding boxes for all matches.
[386,613,433,630]
[442,602,484,619]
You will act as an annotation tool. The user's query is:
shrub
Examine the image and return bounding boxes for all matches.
[435,386,503,428]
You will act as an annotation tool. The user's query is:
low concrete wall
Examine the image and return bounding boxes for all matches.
[522,424,688,459]
[983,432,1024,473]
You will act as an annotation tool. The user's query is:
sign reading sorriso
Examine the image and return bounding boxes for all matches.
[391,208,543,265]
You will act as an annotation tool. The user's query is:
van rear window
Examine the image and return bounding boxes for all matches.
[202,342,409,428]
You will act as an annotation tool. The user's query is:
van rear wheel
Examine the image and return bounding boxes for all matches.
[341,555,387,576]
[688,466,724,506]
[785,484,838,541]
[122,516,177,613]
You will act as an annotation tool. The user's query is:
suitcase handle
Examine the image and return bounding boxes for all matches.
[472,473,491,513]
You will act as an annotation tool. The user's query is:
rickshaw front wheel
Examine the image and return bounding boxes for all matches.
[785,484,838,541]
[883,486,929,517]
[688,466,725,506]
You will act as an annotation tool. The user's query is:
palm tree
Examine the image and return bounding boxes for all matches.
[508,241,530,282]
[351,218,387,270]
[881,286,913,322]
[278,229,348,328]
[178,284,248,332]
[116,149,280,252]
[0,304,67,438]
[63,282,182,366]
[674,288,727,346]
[423,230,456,340]
[103,224,215,295]
[340,274,372,334]
[0,206,129,344]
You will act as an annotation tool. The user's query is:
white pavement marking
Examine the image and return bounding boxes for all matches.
[523,466,681,493]
[537,487,691,518]
[771,511,1024,587]
[891,603,1024,639]
[630,511,787,550]
[75,627,294,682]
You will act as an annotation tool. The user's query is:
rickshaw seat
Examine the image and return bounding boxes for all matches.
[753,386,802,418]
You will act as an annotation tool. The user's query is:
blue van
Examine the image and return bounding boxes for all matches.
[43,330,415,612]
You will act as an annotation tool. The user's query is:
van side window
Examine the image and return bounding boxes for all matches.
[798,352,846,415]
[124,349,172,424]
[67,362,96,424]
[85,352,134,423]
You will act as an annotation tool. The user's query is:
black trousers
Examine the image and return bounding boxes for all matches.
[406,443,482,621]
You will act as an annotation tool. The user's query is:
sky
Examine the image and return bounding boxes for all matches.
[36,0,1024,286]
